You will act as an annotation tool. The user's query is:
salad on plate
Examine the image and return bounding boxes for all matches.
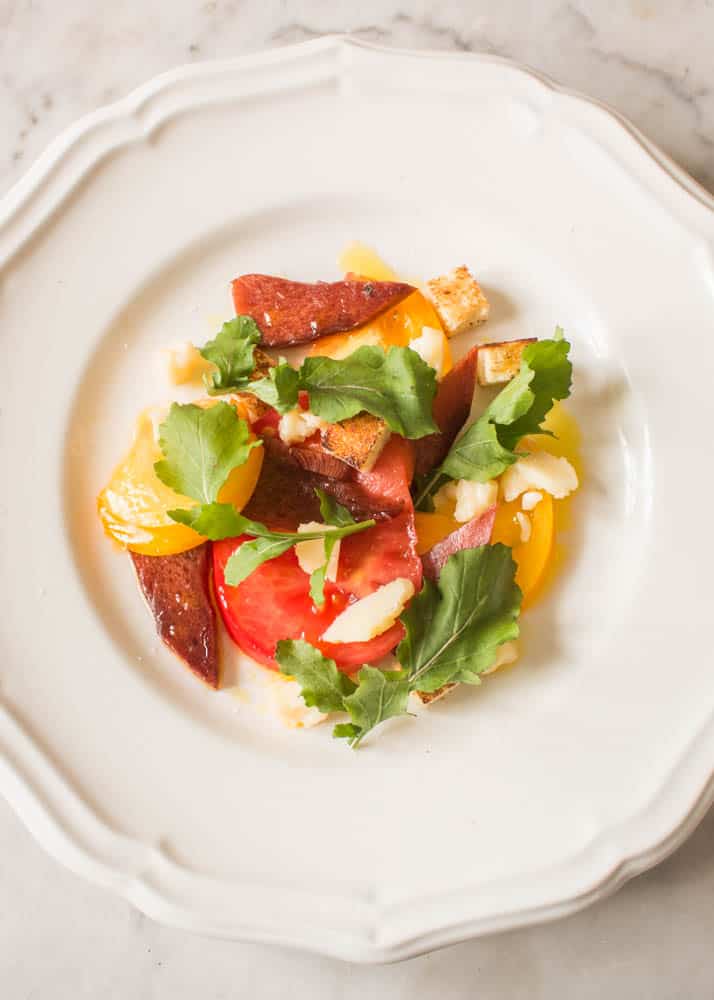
[98,245,580,747]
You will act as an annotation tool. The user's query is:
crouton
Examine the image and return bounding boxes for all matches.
[321,413,392,473]
[425,266,490,337]
[476,338,535,386]
[414,684,456,705]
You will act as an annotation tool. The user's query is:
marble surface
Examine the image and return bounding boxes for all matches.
[1,1,713,996]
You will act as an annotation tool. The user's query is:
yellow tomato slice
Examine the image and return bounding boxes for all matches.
[413,511,460,555]
[310,243,452,372]
[416,496,554,606]
[98,401,263,556]
[492,493,554,606]
[413,403,580,609]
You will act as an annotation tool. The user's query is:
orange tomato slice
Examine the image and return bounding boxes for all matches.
[309,243,452,372]
[491,493,554,606]
[413,511,461,555]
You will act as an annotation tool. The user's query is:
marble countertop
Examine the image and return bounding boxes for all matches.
[2,2,713,997]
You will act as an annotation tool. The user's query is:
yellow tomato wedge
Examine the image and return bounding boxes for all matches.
[97,399,263,556]
[414,511,461,555]
[491,493,554,606]
[309,243,452,373]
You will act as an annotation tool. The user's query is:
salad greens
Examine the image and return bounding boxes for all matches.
[308,490,356,607]
[276,545,521,747]
[296,346,438,438]
[154,403,374,588]
[170,503,374,588]
[154,401,260,504]
[195,316,439,438]
[199,317,262,395]
[413,335,572,509]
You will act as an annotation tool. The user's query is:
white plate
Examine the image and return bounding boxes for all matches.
[1,37,714,963]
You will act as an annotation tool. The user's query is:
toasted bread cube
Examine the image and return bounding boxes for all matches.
[425,266,490,337]
[477,338,536,386]
[321,413,391,473]
[413,683,456,705]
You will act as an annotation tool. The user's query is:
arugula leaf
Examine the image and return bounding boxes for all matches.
[315,488,355,527]
[154,402,259,504]
[398,545,521,693]
[169,501,255,539]
[276,640,356,712]
[414,336,572,508]
[497,337,572,449]
[168,490,373,588]
[198,333,438,438]
[275,545,520,746]
[339,667,411,747]
[275,642,409,746]
[309,560,329,607]
[308,531,343,608]
[304,491,355,607]
[224,535,299,585]
[299,345,438,438]
[332,723,361,740]
[249,359,300,414]
[222,516,375,587]
[199,316,262,395]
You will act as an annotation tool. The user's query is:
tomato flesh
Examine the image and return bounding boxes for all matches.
[213,538,405,670]
[213,435,422,672]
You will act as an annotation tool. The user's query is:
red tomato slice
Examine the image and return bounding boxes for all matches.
[212,434,422,673]
[213,538,405,671]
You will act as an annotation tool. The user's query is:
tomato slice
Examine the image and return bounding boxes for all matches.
[213,435,422,672]
[213,538,406,671]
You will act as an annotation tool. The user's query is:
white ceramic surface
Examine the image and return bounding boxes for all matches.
[1,37,713,963]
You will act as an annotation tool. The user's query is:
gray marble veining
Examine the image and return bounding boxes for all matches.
[1,0,713,196]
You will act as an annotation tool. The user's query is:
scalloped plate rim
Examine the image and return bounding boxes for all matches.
[1,36,713,962]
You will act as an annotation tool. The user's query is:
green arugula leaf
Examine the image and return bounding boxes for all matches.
[304,491,355,607]
[273,545,521,746]
[339,667,411,747]
[299,345,438,438]
[276,640,356,712]
[169,502,254,539]
[414,336,572,508]
[154,402,259,504]
[224,535,299,586]
[308,532,340,607]
[398,545,521,693]
[315,488,355,527]
[199,316,262,395]
[275,641,409,747]
[249,359,300,414]
[222,516,375,587]
[497,337,572,449]
[332,723,361,740]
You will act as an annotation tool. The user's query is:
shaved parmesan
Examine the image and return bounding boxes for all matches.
[295,522,341,582]
[521,490,543,511]
[501,452,578,502]
[515,511,532,544]
[434,478,498,523]
[321,578,415,644]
